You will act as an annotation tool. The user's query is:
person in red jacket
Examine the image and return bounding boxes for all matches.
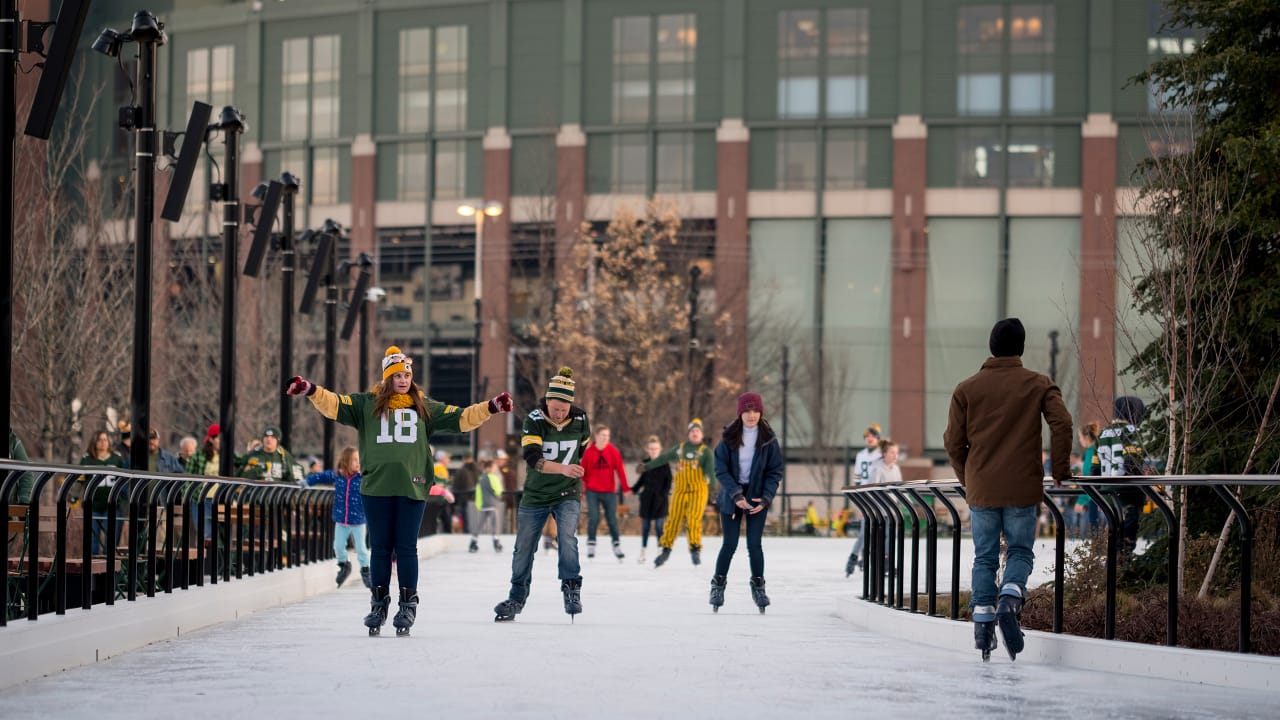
[581,425,629,560]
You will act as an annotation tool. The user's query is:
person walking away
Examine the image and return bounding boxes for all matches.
[493,367,590,622]
[306,446,371,588]
[287,345,512,636]
[943,318,1072,662]
[846,424,883,576]
[470,459,504,553]
[644,419,715,568]
[631,435,672,564]
[1073,422,1102,536]
[709,392,783,613]
[581,425,629,561]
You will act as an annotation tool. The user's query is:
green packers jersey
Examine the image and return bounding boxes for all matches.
[239,447,302,484]
[519,404,591,508]
[327,392,473,500]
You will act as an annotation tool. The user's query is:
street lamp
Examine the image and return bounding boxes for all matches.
[457,201,503,453]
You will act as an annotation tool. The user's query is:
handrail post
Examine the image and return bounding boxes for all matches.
[892,489,921,613]
[1041,488,1066,634]
[1141,484,1178,647]
[907,488,938,616]
[1083,485,1120,639]
[1211,485,1252,654]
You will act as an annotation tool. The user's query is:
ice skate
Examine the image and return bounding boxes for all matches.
[561,578,583,621]
[468,537,479,553]
[637,548,646,564]
[690,546,701,566]
[710,574,727,612]
[844,554,858,578]
[335,561,352,587]
[364,586,391,636]
[749,576,770,613]
[494,597,524,622]
[392,588,418,637]
[612,540,625,562]
[973,604,998,661]
[587,540,596,559]
[359,566,371,588]
[654,547,671,568]
[996,586,1025,660]
[492,537,503,552]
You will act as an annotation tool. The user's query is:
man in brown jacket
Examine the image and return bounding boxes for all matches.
[944,317,1072,661]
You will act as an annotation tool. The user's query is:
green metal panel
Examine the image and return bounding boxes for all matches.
[377,143,401,201]
[372,5,491,137]
[1111,0,1150,117]
[488,0,509,127]
[748,128,776,190]
[1052,124,1081,187]
[921,0,958,119]
[586,134,612,193]
[1115,123,1148,185]
[693,130,717,191]
[562,0,584,124]
[722,0,746,119]
[1088,0,1116,112]
[357,7,376,136]
[466,138,484,196]
[742,1,778,122]
[512,135,558,196]
[865,126,892,188]
[510,0,564,129]
[896,0,924,115]
[1054,0,1089,117]
[866,1,900,118]
[926,125,957,187]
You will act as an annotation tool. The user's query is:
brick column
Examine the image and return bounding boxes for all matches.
[555,124,586,289]
[348,134,377,388]
[890,116,928,456]
[1078,113,1118,424]
[715,119,749,389]
[478,128,512,457]
[237,141,264,435]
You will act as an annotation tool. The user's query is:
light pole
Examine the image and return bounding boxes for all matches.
[687,264,701,421]
[361,286,387,387]
[457,201,503,454]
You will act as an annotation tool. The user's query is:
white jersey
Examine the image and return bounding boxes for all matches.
[854,447,882,485]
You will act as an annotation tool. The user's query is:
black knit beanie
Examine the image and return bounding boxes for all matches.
[988,318,1026,357]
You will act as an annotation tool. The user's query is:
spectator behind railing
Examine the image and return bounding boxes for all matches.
[77,430,128,553]
[6,430,34,504]
[147,428,185,474]
[239,425,302,485]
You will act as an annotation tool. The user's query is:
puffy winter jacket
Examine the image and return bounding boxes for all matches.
[306,469,366,525]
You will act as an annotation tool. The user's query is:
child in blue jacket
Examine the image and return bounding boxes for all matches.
[306,446,370,588]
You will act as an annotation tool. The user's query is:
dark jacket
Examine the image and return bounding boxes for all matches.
[943,356,1073,508]
[713,425,784,514]
[306,469,366,525]
[631,463,672,519]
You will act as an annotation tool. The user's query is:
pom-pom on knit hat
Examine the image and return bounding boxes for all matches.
[546,366,576,403]
[381,346,412,381]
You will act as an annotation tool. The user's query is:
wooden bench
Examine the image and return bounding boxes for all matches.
[8,556,108,574]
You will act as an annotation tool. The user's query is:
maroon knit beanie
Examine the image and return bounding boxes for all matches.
[737,392,763,416]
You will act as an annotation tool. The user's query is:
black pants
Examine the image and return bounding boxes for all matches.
[715,508,768,577]
[421,501,450,536]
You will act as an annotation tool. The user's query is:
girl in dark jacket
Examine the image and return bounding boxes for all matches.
[710,392,784,613]
[631,434,673,564]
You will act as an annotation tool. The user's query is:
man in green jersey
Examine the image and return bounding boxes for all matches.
[239,425,302,484]
[494,366,590,622]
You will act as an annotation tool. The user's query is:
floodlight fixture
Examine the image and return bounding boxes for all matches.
[244,180,283,277]
[298,230,335,315]
[90,27,123,57]
[340,258,373,341]
[159,100,213,222]
[25,0,94,139]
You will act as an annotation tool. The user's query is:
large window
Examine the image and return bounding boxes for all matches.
[776,129,817,191]
[778,8,869,119]
[957,4,1054,116]
[395,25,470,200]
[602,13,696,194]
[279,35,342,205]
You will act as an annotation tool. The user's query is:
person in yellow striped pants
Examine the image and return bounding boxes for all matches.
[641,419,716,567]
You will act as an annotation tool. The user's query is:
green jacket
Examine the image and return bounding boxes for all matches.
[239,447,303,484]
[7,431,34,505]
[519,403,591,508]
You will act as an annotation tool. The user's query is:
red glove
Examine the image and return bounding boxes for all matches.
[285,376,315,396]
[488,391,513,414]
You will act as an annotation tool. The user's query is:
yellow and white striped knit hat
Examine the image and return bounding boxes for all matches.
[546,366,575,402]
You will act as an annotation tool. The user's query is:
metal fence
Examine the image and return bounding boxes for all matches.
[2,459,334,626]
[844,474,1280,654]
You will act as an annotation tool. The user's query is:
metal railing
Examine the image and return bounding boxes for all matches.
[2,459,334,626]
[844,474,1280,654]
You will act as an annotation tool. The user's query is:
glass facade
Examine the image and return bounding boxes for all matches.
[278,34,342,204]
[824,219,892,438]
[395,25,470,200]
[956,4,1055,116]
[183,45,234,217]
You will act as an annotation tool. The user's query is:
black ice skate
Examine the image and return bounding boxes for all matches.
[587,540,596,559]
[561,578,583,621]
[392,588,419,636]
[335,561,352,587]
[364,586,391,636]
[690,546,701,566]
[612,540,625,562]
[494,597,524,622]
[493,537,503,552]
[654,547,671,568]
[749,576,770,613]
[844,554,858,578]
[468,537,479,553]
[972,604,998,661]
[996,587,1025,660]
[710,574,727,612]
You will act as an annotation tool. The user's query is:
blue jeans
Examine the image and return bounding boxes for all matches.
[715,508,768,578]
[333,522,370,567]
[969,504,1037,615]
[508,499,581,602]
[640,517,664,548]
[362,494,426,590]
[585,490,620,544]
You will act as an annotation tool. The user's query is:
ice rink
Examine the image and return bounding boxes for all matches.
[0,534,1275,719]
